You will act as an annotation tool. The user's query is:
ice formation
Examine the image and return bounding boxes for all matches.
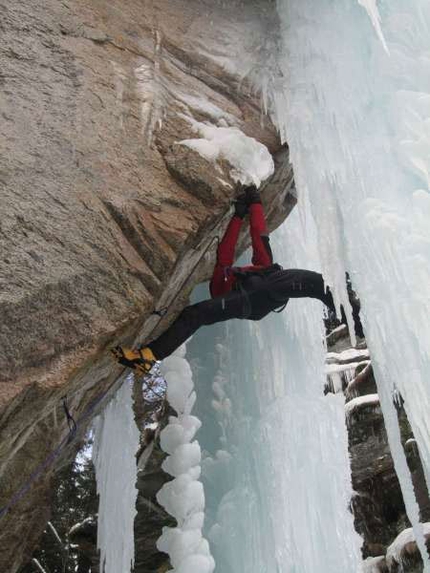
[326,362,363,393]
[325,347,371,392]
[357,0,389,53]
[156,345,215,573]
[93,376,140,573]
[271,0,430,567]
[178,115,274,186]
[188,207,362,573]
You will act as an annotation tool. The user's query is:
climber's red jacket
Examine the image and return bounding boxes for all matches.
[209,203,273,298]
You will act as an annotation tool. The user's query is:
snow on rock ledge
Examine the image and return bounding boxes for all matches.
[386,523,430,569]
[326,348,370,365]
[346,394,380,418]
[156,345,215,573]
[361,555,387,573]
[178,115,275,187]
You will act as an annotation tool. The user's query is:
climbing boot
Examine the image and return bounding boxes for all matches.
[111,346,156,375]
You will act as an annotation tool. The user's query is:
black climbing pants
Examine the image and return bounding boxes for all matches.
[149,269,335,360]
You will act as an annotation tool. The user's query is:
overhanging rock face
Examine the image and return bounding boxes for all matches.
[0,1,294,570]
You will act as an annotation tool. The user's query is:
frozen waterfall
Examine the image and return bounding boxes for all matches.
[185,1,430,570]
[188,207,362,573]
[269,0,430,568]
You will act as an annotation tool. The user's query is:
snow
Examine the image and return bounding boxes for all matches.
[92,376,140,573]
[177,114,274,187]
[326,363,363,376]
[345,394,380,419]
[326,349,370,364]
[156,345,215,573]
[272,1,430,568]
[406,438,417,448]
[361,556,385,573]
[387,523,430,564]
[331,324,347,336]
[68,517,95,537]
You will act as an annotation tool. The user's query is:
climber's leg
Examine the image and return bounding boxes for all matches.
[112,290,249,371]
[275,269,363,337]
[148,291,247,359]
[244,186,273,267]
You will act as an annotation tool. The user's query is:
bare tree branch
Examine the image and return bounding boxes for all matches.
[32,559,49,573]
[47,521,64,549]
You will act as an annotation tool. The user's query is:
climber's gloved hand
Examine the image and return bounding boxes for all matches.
[244,185,262,205]
[234,193,249,219]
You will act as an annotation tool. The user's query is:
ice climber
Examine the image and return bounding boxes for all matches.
[112,186,363,375]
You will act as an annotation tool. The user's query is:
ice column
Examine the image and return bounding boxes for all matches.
[273,0,430,567]
[156,345,215,573]
[188,205,362,572]
[93,376,140,573]
[253,212,363,573]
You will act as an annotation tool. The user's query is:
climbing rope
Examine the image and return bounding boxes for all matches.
[0,227,224,521]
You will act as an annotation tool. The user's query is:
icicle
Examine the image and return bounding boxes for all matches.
[273,0,430,568]
[357,0,389,54]
[93,376,140,573]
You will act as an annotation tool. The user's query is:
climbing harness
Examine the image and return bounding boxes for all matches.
[231,263,286,318]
